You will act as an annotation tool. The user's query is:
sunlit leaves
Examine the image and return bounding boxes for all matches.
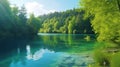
[68,16,76,34]
[40,17,59,33]
[39,9,93,34]
[80,0,120,44]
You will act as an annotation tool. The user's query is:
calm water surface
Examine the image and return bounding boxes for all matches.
[0,34,96,67]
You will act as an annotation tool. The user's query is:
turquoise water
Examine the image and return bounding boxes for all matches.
[0,34,95,67]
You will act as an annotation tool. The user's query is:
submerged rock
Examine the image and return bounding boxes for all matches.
[56,54,94,67]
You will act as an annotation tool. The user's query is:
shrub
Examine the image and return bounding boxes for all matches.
[111,52,120,67]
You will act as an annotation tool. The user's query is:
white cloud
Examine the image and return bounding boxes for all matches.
[25,2,56,17]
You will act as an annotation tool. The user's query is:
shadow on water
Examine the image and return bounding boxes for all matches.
[0,34,96,67]
[0,37,31,67]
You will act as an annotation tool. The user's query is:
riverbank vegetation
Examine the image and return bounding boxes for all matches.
[80,0,120,67]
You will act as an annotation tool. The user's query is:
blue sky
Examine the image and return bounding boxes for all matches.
[9,0,80,16]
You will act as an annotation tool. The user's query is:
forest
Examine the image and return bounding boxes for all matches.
[0,0,41,39]
[0,0,120,67]
[0,0,94,40]
[39,9,94,34]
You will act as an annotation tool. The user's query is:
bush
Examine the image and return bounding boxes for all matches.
[111,52,120,67]
[94,49,111,66]
[94,42,120,67]
[93,42,112,67]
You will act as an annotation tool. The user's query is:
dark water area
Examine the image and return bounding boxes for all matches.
[0,34,96,67]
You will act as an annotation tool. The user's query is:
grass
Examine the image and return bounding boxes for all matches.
[93,41,120,67]
[110,52,120,67]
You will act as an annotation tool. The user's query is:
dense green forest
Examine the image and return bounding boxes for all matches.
[0,0,41,39]
[0,0,94,40]
[39,9,94,34]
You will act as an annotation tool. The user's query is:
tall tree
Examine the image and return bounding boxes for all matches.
[18,5,27,24]
[39,9,93,34]
[80,0,120,44]
[0,0,14,37]
[68,16,76,34]
[27,14,41,34]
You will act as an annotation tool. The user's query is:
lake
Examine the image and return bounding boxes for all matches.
[0,34,96,67]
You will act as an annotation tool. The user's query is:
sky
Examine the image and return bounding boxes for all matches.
[9,0,80,17]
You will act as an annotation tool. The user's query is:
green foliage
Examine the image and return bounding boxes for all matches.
[94,42,120,67]
[0,0,94,39]
[0,0,14,37]
[40,17,60,33]
[39,9,94,34]
[80,0,120,66]
[68,16,76,34]
[94,49,111,66]
[27,14,41,35]
[111,52,120,67]
[18,5,27,24]
[80,0,120,44]
[93,41,120,67]
[84,35,91,41]
[0,0,41,39]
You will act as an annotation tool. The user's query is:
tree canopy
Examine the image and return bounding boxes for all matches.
[39,9,94,34]
[0,0,41,39]
[0,0,94,40]
[80,0,120,44]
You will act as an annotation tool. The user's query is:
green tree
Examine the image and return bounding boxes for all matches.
[68,16,76,34]
[80,0,120,44]
[18,5,27,24]
[27,14,41,34]
[11,5,21,35]
[39,9,93,34]
[0,0,41,39]
[53,20,59,33]
[0,0,14,37]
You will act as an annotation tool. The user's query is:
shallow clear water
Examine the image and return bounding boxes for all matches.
[0,34,95,67]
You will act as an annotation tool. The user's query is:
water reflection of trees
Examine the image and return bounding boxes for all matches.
[39,34,95,51]
[0,48,27,67]
[0,38,30,67]
[0,34,95,67]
